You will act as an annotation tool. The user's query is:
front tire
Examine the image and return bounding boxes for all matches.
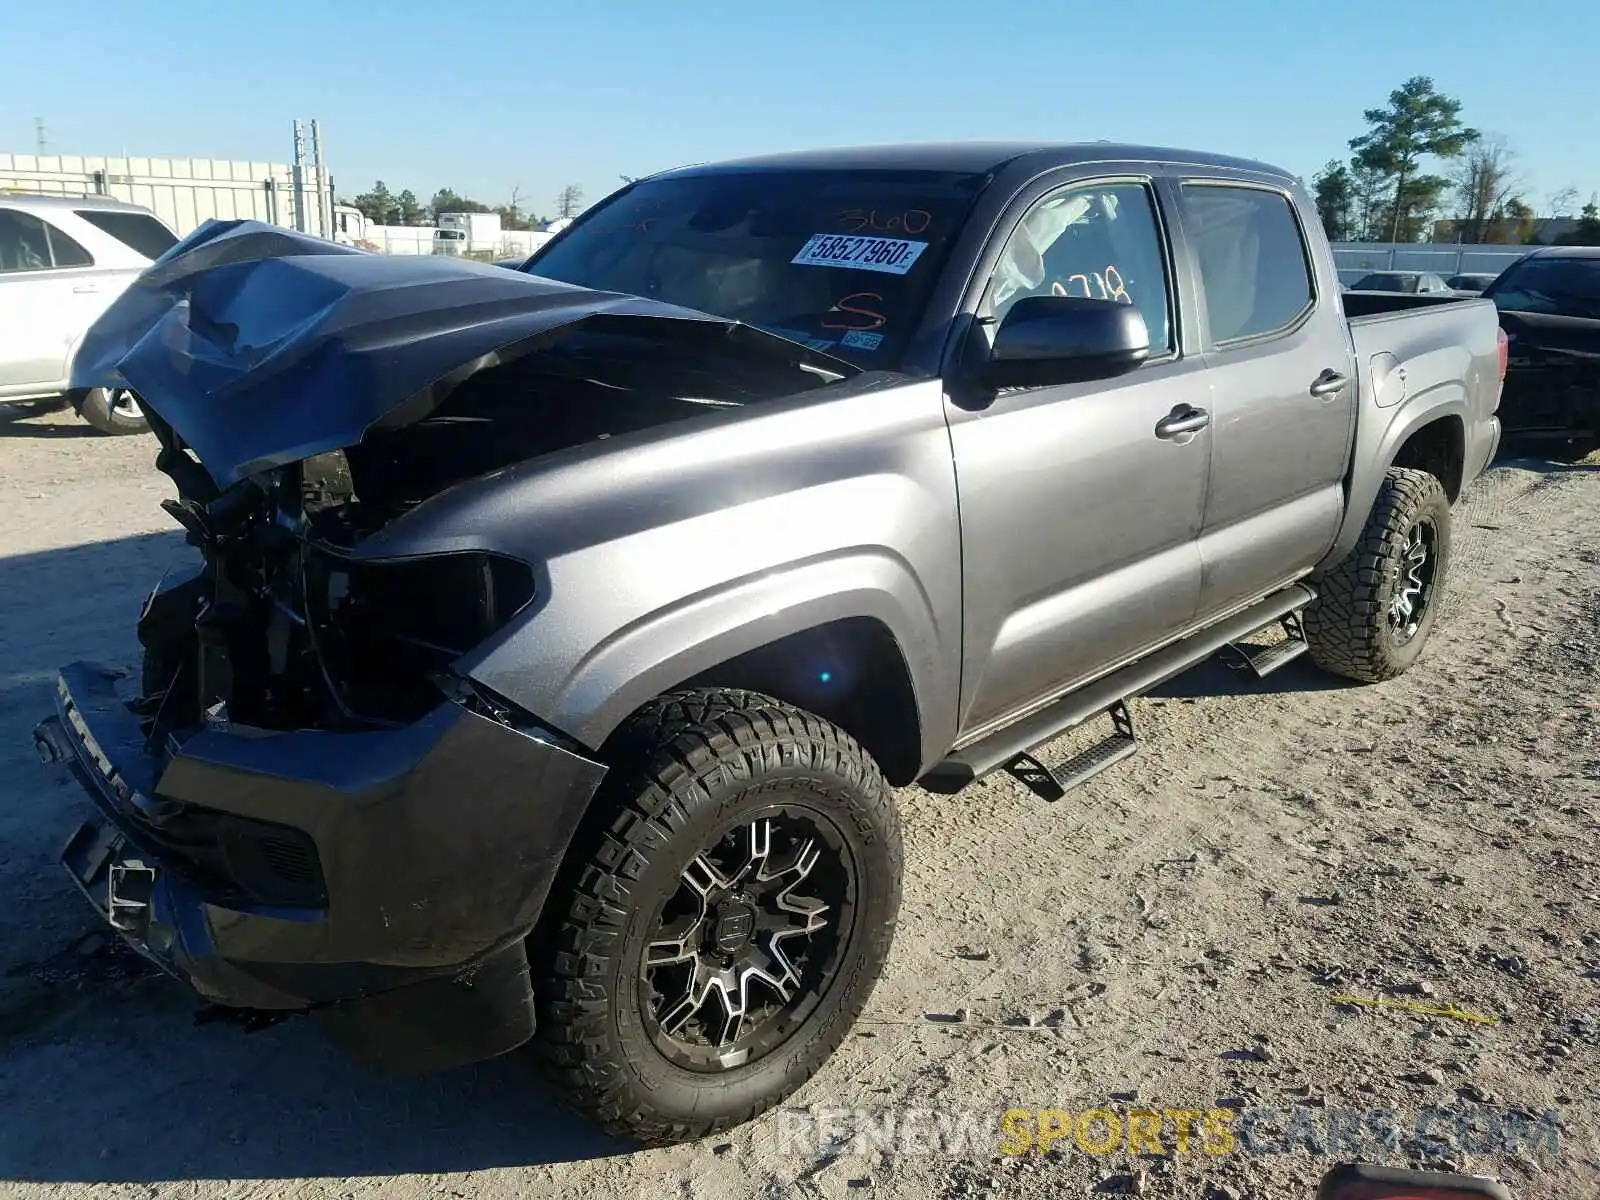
[78,386,149,435]
[532,688,902,1145]
[1304,467,1452,683]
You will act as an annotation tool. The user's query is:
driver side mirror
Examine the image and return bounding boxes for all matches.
[980,295,1151,390]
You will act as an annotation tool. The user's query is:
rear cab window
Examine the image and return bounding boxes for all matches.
[74,209,178,261]
[526,168,990,367]
[1179,184,1315,344]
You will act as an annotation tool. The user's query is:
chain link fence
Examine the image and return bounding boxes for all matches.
[1332,242,1531,285]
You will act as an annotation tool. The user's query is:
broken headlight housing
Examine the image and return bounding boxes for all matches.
[307,550,537,726]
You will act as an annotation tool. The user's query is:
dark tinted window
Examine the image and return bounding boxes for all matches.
[1484,256,1600,319]
[1182,185,1315,341]
[987,181,1173,353]
[0,210,51,271]
[527,169,989,366]
[1353,273,1419,293]
[0,209,93,270]
[75,209,178,260]
[44,219,93,266]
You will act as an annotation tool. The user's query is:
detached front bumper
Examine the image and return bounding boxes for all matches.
[35,661,606,1070]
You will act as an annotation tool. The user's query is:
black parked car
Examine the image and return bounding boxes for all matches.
[1444,272,1502,295]
[1482,247,1600,453]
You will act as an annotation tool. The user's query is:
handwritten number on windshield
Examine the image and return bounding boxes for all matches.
[832,209,933,236]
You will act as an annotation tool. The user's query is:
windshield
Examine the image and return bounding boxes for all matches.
[523,168,989,367]
[1484,256,1600,319]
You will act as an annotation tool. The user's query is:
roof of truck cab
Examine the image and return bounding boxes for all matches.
[661,141,1290,179]
[1524,245,1600,259]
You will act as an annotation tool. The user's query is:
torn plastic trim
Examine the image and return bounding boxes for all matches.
[72,218,860,490]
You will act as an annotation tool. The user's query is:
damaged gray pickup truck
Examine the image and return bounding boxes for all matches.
[35,142,1505,1145]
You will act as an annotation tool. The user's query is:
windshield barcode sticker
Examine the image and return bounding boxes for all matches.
[792,234,928,275]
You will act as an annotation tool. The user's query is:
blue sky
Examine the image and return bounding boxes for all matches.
[7,0,1597,218]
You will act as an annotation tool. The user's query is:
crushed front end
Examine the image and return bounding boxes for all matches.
[38,217,852,1071]
[34,437,608,1069]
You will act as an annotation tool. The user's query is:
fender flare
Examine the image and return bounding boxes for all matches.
[1319,382,1470,570]
[494,548,955,769]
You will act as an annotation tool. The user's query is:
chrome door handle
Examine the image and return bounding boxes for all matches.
[1309,369,1349,398]
[72,284,101,294]
[1154,406,1211,438]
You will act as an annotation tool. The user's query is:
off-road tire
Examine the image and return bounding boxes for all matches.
[531,688,902,1146]
[1304,467,1452,683]
[78,387,149,435]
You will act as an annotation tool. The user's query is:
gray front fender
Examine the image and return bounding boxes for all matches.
[352,377,963,774]
[487,548,957,768]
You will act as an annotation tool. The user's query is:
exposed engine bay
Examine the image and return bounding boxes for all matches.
[84,220,857,750]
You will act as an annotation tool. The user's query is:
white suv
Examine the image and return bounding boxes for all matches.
[0,194,179,433]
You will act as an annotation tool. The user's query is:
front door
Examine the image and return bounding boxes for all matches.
[947,178,1212,738]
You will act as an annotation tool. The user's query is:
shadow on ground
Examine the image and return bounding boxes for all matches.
[0,530,628,1181]
[0,982,624,1181]
[0,405,106,439]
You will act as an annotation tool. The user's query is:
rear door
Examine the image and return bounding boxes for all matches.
[946,172,1212,737]
[1170,180,1357,617]
[0,208,103,396]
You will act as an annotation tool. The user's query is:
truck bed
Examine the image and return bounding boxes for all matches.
[1340,290,1485,320]
[1334,288,1504,566]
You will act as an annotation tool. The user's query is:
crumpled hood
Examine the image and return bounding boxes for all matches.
[74,219,853,488]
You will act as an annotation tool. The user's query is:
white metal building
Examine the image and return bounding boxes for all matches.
[0,152,337,240]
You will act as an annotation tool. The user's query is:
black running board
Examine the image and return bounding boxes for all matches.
[1224,609,1310,679]
[921,583,1317,795]
[1003,700,1138,802]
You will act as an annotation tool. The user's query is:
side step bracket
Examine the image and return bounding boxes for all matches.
[1225,609,1310,679]
[1002,701,1138,802]
[920,583,1318,797]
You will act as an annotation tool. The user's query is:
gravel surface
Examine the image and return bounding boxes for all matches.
[0,407,1595,1199]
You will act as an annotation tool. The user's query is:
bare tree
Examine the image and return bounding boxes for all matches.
[555,184,586,220]
[1452,136,1520,244]
[1535,186,1581,242]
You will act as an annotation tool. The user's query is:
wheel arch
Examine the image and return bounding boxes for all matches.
[674,616,924,786]
[1320,385,1469,572]
[467,550,956,785]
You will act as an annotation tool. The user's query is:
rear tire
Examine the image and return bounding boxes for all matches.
[1304,467,1452,683]
[531,688,902,1145]
[78,387,149,435]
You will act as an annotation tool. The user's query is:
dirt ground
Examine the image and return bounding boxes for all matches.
[0,406,1594,1200]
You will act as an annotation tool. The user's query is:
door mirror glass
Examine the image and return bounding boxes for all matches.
[981,295,1150,389]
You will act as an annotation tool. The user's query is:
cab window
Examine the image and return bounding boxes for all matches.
[1180,185,1314,343]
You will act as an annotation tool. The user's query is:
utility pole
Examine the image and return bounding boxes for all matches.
[34,117,47,156]
[310,120,331,239]
[291,120,307,232]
